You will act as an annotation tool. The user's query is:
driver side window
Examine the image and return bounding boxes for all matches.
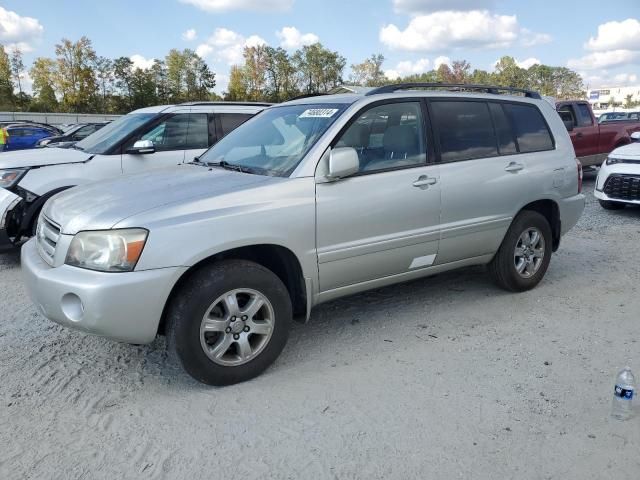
[335,102,427,173]
[140,114,190,152]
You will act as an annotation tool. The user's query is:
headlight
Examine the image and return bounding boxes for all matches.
[0,168,28,188]
[65,229,149,272]
[606,157,621,166]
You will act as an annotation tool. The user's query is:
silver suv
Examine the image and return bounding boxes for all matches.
[22,84,586,385]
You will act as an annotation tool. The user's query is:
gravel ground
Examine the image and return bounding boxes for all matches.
[1,175,640,480]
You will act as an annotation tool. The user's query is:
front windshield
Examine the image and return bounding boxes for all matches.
[75,113,156,154]
[199,103,349,176]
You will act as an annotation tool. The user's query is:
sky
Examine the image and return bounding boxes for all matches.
[1,0,639,94]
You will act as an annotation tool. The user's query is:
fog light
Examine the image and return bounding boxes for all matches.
[61,293,84,322]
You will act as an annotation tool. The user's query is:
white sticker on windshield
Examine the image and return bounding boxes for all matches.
[299,108,339,119]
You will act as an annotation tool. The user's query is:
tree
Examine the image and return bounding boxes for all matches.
[293,43,346,94]
[263,46,295,102]
[243,45,268,101]
[54,37,98,112]
[493,56,528,89]
[225,65,248,101]
[151,60,170,104]
[625,94,634,109]
[93,56,113,113]
[30,57,58,112]
[0,45,15,109]
[112,57,135,110]
[350,54,386,87]
[10,48,25,110]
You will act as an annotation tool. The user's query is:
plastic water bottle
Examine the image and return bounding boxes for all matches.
[611,367,635,420]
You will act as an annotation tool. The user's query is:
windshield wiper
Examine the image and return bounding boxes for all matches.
[71,144,85,151]
[207,160,257,174]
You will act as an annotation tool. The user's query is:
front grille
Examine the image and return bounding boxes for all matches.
[36,215,61,266]
[603,174,640,201]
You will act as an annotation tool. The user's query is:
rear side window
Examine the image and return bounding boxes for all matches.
[431,101,498,162]
[488,103,517,155]
[219,113,253,137]
[503,104,554,153]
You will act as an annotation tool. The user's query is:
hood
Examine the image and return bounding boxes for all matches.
[611,142,640,158]
[0,147,90,168]
[44,164,277,234]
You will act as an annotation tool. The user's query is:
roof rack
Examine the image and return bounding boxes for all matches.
[290,93,329,100]
[180,101,273,107]
[365,83,542,99]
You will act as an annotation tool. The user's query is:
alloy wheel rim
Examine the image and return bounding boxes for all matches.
[199,288,275,366]
[513,227,545,279]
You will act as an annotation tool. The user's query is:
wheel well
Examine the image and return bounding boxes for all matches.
[157,245,307,335]
[521,200,561,251]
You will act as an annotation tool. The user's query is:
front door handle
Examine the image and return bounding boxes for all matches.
[413,176,438,189]
[504,162,524,173]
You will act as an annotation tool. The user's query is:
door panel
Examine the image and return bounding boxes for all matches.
[316,166,441,291]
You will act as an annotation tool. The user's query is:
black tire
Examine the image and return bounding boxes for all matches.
[489,210,553,292]
[599,199,626,210]
[166,260,292,386]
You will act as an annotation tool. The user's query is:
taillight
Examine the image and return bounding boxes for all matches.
[575,158,583,193]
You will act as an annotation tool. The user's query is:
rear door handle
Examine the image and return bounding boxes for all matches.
[413,176,437,189]
[576,132,584,139]
[505,162,524,173]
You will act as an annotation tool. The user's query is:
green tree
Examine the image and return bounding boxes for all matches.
[293,43,346,94]
[0,45,15,109]
[225,65,248,101]
[93,56,113,113]
[350,54,386,87]
[30,57,58,112]
[243,45,268,101]
[54,37,98,112]
[151,60,170,104]
[10,48,25,110]
[264,46,296,102]
[493,56,528,89]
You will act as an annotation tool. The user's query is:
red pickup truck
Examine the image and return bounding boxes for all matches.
[556,100,640,167]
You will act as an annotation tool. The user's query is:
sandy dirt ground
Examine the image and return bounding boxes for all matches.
[1,175,640,480]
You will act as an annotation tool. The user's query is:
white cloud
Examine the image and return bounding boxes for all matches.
[434,55,451,69]
[179,0,294,12]
[582,71,639,89]
[490,57,540,70]
[130,54,155,70]
[393,0,494,14]
[567,49,640,70]
[380,10,546,52]
[182,28,197,41]
[585,19,640,52]
[276,26,319,50]
[385,58,431,79]
[521,29,552,47]
[196,28,267,65]
[0,6,44,52]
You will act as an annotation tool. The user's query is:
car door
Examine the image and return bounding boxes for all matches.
[7,127,30,150]
[558,103,597,158]
[120,109,192,174]
[315,100,441,292]
[433,100,555,264]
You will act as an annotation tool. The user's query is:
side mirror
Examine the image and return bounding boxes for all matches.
[631,132,640,142]
[328,147,359,180]
[127,139,155,155]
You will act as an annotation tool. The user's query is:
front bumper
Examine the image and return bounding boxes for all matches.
[0,188,21,250]
[21,238,187,344]
[558,193,586,235]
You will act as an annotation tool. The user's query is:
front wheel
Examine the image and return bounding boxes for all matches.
[489,211,552,292]
[167,260,292,386]
[599,199,626,210]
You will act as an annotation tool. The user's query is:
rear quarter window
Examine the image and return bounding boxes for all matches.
[219,113,253,137]
[502,103,554,153]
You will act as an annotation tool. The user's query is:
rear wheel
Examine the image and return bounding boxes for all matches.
[167,260,292,386]
[489,211,552,292]
[599,199,626,210]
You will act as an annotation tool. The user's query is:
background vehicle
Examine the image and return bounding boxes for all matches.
[36,122,110,148]
[557,101,640,167]
[22,84,585,385]
[598,111,640,123]
[1,123,62,152]
[0,102,268,249]
[594,131,640,209]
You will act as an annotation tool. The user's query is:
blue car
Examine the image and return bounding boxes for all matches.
[2,124,61,151]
